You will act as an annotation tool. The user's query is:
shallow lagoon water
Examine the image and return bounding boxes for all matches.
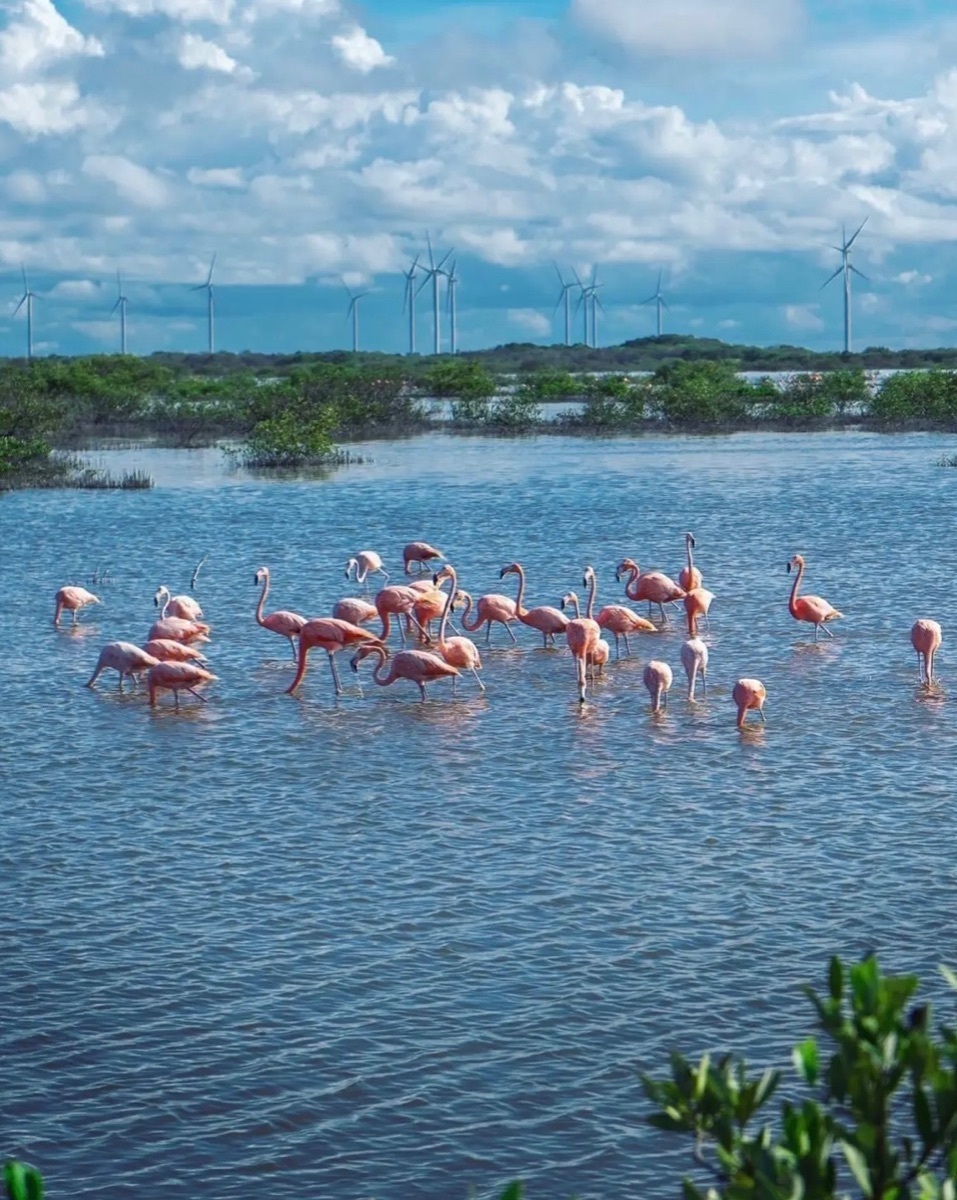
[5,430,957,1199]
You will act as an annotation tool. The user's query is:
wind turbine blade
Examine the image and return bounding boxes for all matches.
[415,272,432,298]
[849,264,869,281]
[820,265,844,290]
[553,291,566,315]
[553,261,567,286]
[640,294,656,305]
[206,252,217,285]
[595,294,606,313]
[661,298,671,311]
[13,295,25,316]
[111,297,121,314]
[657,269,662,290]
[590,264,598,287]
[571,267,584,288]
[342,278,354,300]
[426,231,435,271]
[21,265,28,292]
[845,216,868,250]
[436,248,454,272]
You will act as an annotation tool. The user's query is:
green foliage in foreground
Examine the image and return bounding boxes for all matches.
[643,953,957,1199]
[3,1162,43,1200]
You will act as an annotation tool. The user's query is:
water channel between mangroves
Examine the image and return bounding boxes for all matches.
[5,429,957,1199]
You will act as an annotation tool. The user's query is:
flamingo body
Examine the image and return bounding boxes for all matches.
[154,586,203,621]
[596,604,655,657]
[403,541,445,574]
[85,642,159,691]
[643,660,673,713]
[786,554,843,639]
[684,587,716,636]
[333,597,379,626]
[733,678,767,728]
[148,661,218,708]
[562,568,601,704]
[911,619,943,685]
[374,585,430,643]
[346,550,388,589]
[142,639,208,664]
[54,586,100,626]
[351,644,459,701]
[254,567,306,660]
[287,619,384,695]
[678,532,703,592]
[616,558,685,621]
[680,637,709,701]
[500,562,569,646]
[458,590,518,644]
[148,616,210,644]
[431,567,484,690]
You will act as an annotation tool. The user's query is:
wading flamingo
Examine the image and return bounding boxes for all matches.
[911,619,943,685]
[643,660,673,713]
[431,566,484,691]
[411,583,451,641]
[147,613,211,645]
[374,585,431,644]
[457,588,518,644]
[345,551,388,591]
[154,585,203,621]
[403,541,445,574]
[500,562,569,647]
[680,637,709,701]
[333,597,378,626]
[53,586,100,627]
[683,586,716,636]
[142,639,208,664]
[148,661,218,709]
[286,619,385,696]
[595,604,655,658]
[254,567,306,660]
[733,678,767,728]
[351,643,459,701]
[560,566,602,704]
[678,532,703,592]
[615,558,685,623]
[786,554,843,639]
[85,643,159,692]
[563,589,611,675]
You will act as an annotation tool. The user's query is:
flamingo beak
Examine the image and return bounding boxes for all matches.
[690,536,696,549]
[786,562,792,573]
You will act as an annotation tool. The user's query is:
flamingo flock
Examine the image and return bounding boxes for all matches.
[58,533,942,726]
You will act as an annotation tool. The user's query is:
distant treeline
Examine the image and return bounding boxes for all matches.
[3,352,957,488]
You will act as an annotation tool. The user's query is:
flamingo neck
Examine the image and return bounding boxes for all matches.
[438,568,457,645]
[159,589,170,619]
[686,539,695,576]
[623,565,640,602]
[255,575,270,626]
[371,647,391,686]
[565,594,581,618]
[585,573,597,620]
[459,592,479,632]
[789,561,804,616]
[510,566,527,617]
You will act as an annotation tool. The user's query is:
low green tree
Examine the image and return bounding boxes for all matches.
[651,361,751,426]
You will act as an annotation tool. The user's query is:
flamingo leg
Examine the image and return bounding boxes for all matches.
[821,623,834,639]
[504,622,517,644]
[72,610,78,625]
[485,623,493,645]
[173,690,180,710]
[288,636,298,660]
[418,681,427,701]
[471,667,485,692]
[759,708,767,722]
[328,652,343,696]
[702,670,707,698]
[186,686,208,703]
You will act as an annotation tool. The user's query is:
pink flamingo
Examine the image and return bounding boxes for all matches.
[53,585,100,627]
[411,584,450,641]
[287,619,385,696]
[786,554,843,639]
[345,550,388,591]
[374,585,431,644]
[615,558,685,622]
[680,637,708,701]
[595,604,655,658]
[911,619,943,685]
[147,614,210,645]
[678,532,703,592]
[684,586,715,636]
[560,566,603,704]
[403,541,445,574]
[733,678,767,728]
[643,660,673,713]
[500,562,569,647]
[333,597,378,626]
[351,643,459,701]
[457,588,518,644]
[142,638,208,664]
[148,661,218,709]
[430,566,484,691]
[154,585,203,621]
[254,566,306,660]
[562,588,611,676]
[85,643,159,692]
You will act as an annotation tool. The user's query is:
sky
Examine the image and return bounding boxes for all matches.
[3,0,957,357]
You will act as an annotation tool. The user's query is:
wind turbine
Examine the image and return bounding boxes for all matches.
[574,267,600,347]
[416,232,453,355]
[641,270,669,337]
[446,259,459,355]
[190,253,216,353]
[13,266,36,360]
[588,266,606,347]
[821,218,868,354]
[112,270,128,354]
[553,263,575,346]
[401,254,420,354]
[343,281,369,353]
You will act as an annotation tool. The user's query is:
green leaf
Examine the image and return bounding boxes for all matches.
[793,1038,819,1086]
[941,964,957,994]
[3,1163,43,1200]
[914,1086,934,1144]
[695,1053,711,1101]
[841,1141,873,1198]
[681,1180,709,1200]
[829,956,844,1001]
[497,1184,523,1200]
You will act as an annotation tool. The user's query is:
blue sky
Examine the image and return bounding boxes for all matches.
[3,0,957,357]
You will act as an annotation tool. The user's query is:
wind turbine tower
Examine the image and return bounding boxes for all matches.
[13,266,36,360]
[588,266,606,347]
[402,254,420,354]
[112,270,129,354]
[416,232,453,355]
[574,268,601,348]
[822,218,868,354]
[191,253,217,353]
[344,281,369,353]
[553,264,575,346]
[446,259,459,355]
[641,270,668,337]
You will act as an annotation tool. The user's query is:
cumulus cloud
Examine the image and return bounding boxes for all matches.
[186,166,246,188]
[0,0,103,78]
[177,33,247,75]
[82,156,171,208]
[331,25,393,73]
[50,279,100,299]
[83,0,235,24]
[894,270,932,285]
[783,304,825,332]
[509,308,552,337]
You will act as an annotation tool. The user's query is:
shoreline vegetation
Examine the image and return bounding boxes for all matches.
[4,336,957,487]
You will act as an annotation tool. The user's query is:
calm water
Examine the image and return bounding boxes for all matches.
[5,430,957,1199]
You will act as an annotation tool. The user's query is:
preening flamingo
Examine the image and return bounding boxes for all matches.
[351,643,459,701]
[345,550,388,591]
[286,619,385,696]
[786,554,843,639]
[148,661,218,709]
[85,643,159,692]
[430,566,484,691]
[911,619,942,685]
[643,660,673,713]
[500,562,569,647]
[142,638,208,664]
[678,532,703,592]
[595,604,655,658]
[733,678,767,728]
[154,585,203,621]
[680,637,708,701]
[54,586,100,627]
[374,585,431,644]
[560,566,602,704]
[457,588,518,644]
[254,567,306,660]
[403,541,445,574]
[683,586,715,636]
[333,597,378,626]
[615,558,685,622]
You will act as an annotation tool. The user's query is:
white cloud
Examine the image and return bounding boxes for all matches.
[187,166,246,188]
[0,0,103,79]
[4,169,46,202]
[509,308,551,337]
[177,33,247,75]
[783,304,825,332]
[50,279,100,299]
[331,25,393,73]
[0,80,107,137]
[82,156,172,208]
[83,0,235,24]
[894,270,932,285]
